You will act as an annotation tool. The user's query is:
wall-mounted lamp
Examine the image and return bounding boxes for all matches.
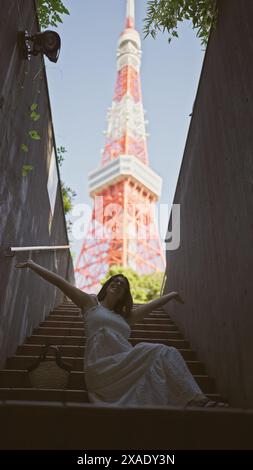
[19,30,61,63]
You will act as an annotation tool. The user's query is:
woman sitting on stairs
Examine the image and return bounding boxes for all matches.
[16,260,227,408]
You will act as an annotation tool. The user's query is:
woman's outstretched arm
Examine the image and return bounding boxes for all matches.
[128,292,184,325]
[16,260,95,309]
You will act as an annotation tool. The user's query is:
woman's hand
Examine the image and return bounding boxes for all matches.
[171,292,184,304]
[16,259,34,269]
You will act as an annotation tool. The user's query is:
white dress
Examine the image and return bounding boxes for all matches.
[83,300,205,407]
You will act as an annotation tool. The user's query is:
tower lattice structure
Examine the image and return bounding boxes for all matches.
[75,0,165,292]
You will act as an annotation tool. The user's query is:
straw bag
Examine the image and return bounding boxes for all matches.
[28,345,72,389]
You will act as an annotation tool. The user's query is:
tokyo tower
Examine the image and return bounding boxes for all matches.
[75,0,165,292]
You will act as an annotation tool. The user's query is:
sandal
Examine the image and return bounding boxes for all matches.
[202,400,229,408]
[186,397,229,408]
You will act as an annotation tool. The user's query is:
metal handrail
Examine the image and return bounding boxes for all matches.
[4,245,70,256]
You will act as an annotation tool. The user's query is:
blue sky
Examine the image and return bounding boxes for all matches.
[46,0,205,259]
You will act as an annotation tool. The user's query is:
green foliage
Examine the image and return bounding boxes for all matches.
[37,0,70,29]
[102,266,164,303]
[30,103,38,111]
[21,104,41,148]
[61,182,76,232]
[20,103,41,175]
[28,130,41,140]
[61,183,76,215]
[56,147,77,232]
[28,104,41,138]
[30,111,41,121]
[56,146,67,167]
[22,164,33,177]
[143,0,218,46]
[20,144,29,153]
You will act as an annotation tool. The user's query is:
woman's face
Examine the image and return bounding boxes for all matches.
[107,276,128,302]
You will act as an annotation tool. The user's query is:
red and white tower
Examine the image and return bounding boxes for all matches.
[75,0,165,292]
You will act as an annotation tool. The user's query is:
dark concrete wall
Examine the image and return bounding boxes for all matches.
[163,0,253,408]
[0,0,74,366]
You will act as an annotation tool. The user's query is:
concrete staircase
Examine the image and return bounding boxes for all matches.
[0,299,252,449]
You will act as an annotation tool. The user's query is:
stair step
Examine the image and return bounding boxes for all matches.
[25,335,190,348]
[132,323,177,330]
[17,344,197,360]
[0,370,31,387]
[0,370,216,393]
[52,306,80,311]
[0,388,89,402]
[146,310,165,313]
[50,310,170,319]
[54,305,80,311]
[142,318,174,324]
[6,355,205,375]
[130,338,190,348]
[53,308,80,312]
[46,315,175,326]
[54,304,79,308]
[34,327,85,337]
[131,330,183,339]
[133,305,164,311]
[34,326,183,340]
[60,303,165,313]
[46,315,84,322]
[144,313,170,319]
[6,355,84,371]
[42,320,178,331]
[25,335,85,345]
[50,310,81,317]
[42,321,84,328]
[17,344,86,357]
[0,387,222,404]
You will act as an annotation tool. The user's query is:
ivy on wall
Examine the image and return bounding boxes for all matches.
[56,146,77,232]
[21,102,41,176]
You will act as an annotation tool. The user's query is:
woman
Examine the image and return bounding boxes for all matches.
[16,260,226,407]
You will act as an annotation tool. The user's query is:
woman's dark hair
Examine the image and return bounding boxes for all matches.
[97,274,133,318]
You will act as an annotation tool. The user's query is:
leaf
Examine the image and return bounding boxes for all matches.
[37,0,70,28]
[22,164,33,176]
[61,180,76,214]
[28,130,41,141]
[30,111,41,121]
[143,0,216,46]
[20,144,29,153]
[57,146,67,166]
[30,103,38,111]
[57,146,67,154]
